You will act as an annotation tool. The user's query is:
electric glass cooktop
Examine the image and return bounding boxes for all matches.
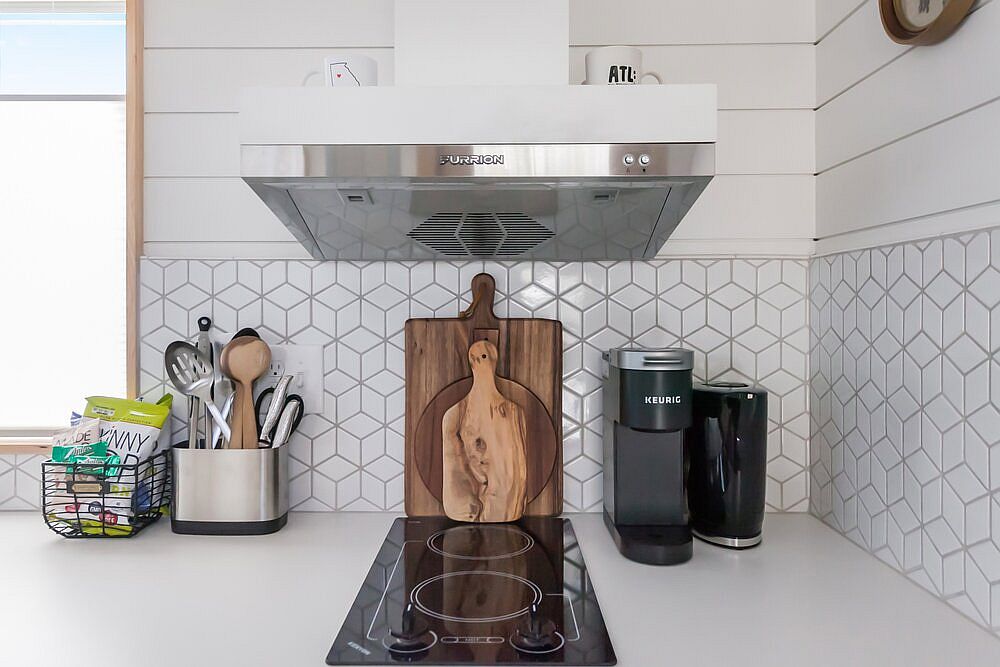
[326,517,616,665]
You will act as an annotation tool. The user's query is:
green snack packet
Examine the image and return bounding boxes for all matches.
[51,442,121,477]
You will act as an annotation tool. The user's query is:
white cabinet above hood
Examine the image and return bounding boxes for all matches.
[240,85,716,261]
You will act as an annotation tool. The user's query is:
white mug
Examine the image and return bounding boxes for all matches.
[583,46,662,85]
[324,55,378,87]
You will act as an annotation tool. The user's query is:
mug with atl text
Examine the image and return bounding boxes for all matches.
[583,46,662,85]
[324,54,378,87]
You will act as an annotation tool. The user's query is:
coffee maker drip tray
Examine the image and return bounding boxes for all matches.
[326,517,617,666]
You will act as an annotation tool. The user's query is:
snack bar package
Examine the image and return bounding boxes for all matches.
[83,395,172,465]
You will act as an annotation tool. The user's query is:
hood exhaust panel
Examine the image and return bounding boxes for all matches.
[242,142,715,260]
[408,212,554,258]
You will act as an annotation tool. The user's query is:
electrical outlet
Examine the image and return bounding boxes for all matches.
[256,343,324,414]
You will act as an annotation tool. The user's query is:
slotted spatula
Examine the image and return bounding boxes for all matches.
[165,341,231,445]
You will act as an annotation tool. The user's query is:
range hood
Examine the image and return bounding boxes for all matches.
[240,85,716,261]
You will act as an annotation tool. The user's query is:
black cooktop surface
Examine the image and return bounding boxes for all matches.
[326,517,616,665]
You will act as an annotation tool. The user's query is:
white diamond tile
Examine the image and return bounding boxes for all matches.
[512,284,555,310]
[0,257,810,514]
[810,230,1000,636]
[611,283,654,309]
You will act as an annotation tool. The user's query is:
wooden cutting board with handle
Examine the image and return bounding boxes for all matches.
[405,273,562,519]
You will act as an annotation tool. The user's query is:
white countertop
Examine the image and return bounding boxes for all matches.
[2,512,999,667]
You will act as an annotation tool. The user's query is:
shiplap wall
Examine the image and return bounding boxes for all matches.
[815,0,1000,255]
[142,0,816,259]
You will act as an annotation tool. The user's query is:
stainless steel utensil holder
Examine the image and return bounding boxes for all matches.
[171,444,288,535]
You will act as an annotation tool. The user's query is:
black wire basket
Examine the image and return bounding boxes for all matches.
[42,450,171,538]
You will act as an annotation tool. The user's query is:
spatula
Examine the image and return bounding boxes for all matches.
[220,336,271,449]
[164,341,231,444]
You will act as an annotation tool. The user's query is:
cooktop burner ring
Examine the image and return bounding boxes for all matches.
[426,525,535,560]
[410,571,543,623]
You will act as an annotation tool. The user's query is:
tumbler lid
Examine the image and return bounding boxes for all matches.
[694,381,767,397]
[603,347,693,371]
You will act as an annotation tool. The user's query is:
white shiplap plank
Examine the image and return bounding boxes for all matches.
[569,44,815,110]
[817,0,1000,171]
[145,175,815,246]
[816,0,866,40]
[144,0,394,48]
[717,110,814,174]
[144,110,812,178]
[816,98,1000,238]
[816,0,908,107]
[144,48,394,112]
[817,0,995,107]
[657,238,814,258]
[144,238,815,260]
[144,178,298,243]
[814,200,1000,256]
[146,0,814,49]
[147,44,811,113]
[570,0,815,45]
[144,241,312,259]
[145,114,238,177]
[673,175,815,240]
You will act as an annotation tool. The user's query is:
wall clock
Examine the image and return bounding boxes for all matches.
[879,0,975,44]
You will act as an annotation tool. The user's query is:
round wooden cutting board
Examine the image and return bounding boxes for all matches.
[414,376,558,507]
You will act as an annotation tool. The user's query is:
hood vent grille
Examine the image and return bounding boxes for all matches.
[407,212,554,258]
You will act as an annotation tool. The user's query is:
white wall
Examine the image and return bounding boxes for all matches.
[142,0,816,259]
[815,0,1000,255]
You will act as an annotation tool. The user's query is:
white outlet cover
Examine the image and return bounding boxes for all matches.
[260,343,325,414]
[214,334,325,414]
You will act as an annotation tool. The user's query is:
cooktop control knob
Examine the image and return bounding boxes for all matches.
[510,603,562,654]
[388,603,435,654]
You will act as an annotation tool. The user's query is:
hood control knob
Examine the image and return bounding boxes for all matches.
[622,153,635,166]
[639,154,651,166]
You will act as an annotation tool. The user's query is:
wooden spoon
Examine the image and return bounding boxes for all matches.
[219,336,271,449]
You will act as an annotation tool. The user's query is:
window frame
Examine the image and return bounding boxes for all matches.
[0,0,141,453]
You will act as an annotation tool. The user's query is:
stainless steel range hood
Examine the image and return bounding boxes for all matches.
[240,86,717,261]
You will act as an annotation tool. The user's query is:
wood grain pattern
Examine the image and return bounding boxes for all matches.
[405,273,562,518]
[441,340,528,523]
[220,337,270,449]
[414,377,557,507]
[126,0,143,399]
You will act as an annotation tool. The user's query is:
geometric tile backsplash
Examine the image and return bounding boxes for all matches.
[809,229,1000,636]
[0,257,811,513]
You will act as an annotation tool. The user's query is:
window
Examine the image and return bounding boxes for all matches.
[0,2,126,439]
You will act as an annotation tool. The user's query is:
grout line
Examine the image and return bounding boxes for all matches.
[143,45,394,51]
[143,110,235,115]
[568,41,814,48]
[816,201,1000,245]
[814,0,869,45]
[817,94,1000,175]
[143,42,816,51]
[816,46,914,111]
[816,0,996,108]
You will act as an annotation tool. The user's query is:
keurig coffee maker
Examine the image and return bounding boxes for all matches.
[602,347,693,565]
